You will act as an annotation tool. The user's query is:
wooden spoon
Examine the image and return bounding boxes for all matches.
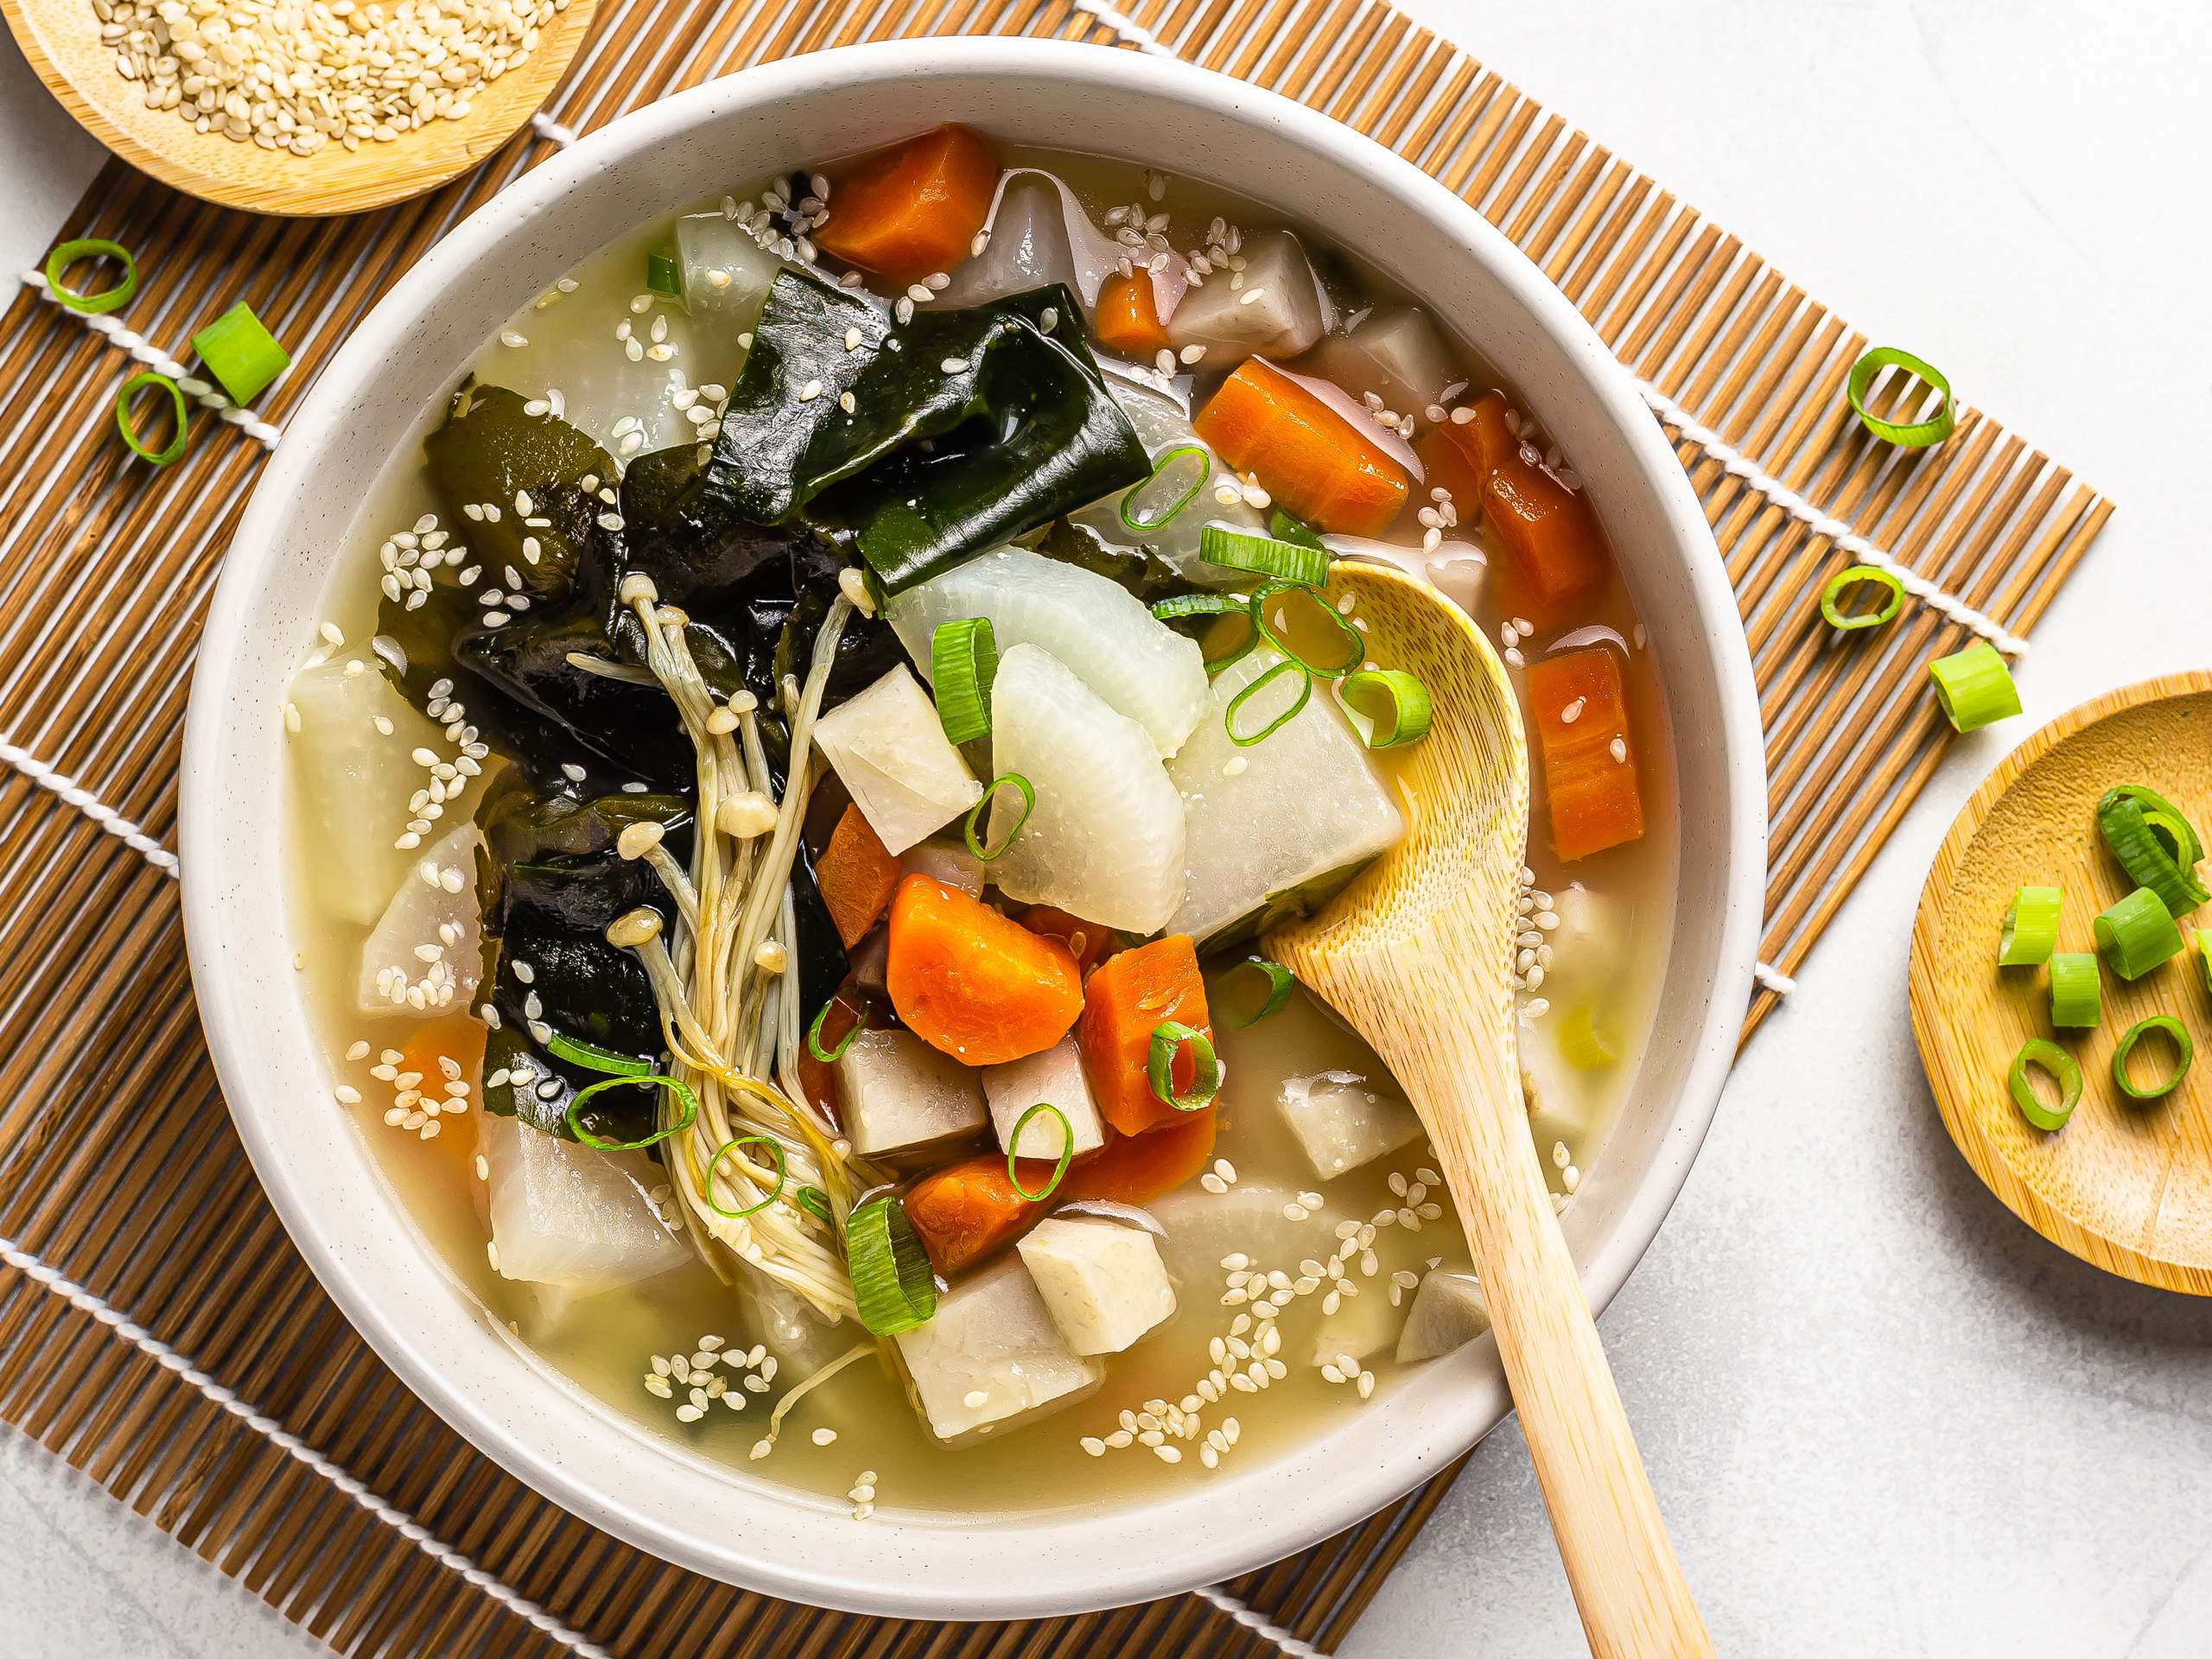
[1,0,595,216]
[1266,558,1713,1657]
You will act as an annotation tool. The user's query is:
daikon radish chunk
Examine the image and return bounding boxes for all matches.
[1395,1270,1491,1363]
[1303,304,1456,423]
[894,1254,1103,1443]
[356,820,484,1018]
[812,665,983,855]
[479,1111,687,1291]
[1275,1067,1422,1180]
[289,658,448,925]
[983,1034,1104,1160]
[1166,229,1329,363]
[1016,1217,1177,1355]
[674,212,781,343]
[1068,372,1268,588]
[834,1024,989,1156]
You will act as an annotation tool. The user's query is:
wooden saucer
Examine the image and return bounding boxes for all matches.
[1,0,594,217]
[1910,671,2212,1294]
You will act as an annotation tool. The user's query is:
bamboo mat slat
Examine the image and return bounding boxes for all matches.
[0,0,2110,1654]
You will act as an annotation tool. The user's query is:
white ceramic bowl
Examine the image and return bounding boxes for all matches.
[181,39,1764,1619]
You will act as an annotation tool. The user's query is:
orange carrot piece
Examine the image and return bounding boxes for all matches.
[1527,646,1644,861]
[796,982,867,1130]
[814,125,998,286]
[1193,359,1410,537]
[1016,905,1116,976]
[1420,391,1611,628]
[1077,936,1211,1136]
[392,1016,486,1185]
[886,874,1084,1065]
[817,804,902,948]
[1094,271,1170,356]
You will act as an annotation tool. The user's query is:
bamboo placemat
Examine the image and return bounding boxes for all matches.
[0,0,2110,1654]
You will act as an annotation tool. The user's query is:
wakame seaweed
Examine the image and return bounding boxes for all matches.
[703,272,1150,594]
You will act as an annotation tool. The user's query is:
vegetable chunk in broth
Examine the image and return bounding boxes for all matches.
[283,129,1675,1516]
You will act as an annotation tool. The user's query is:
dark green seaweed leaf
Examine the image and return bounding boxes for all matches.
[425,383,613,603]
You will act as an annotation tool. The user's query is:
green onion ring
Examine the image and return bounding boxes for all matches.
[2007,1038,2082,1132]
[565,1073,698,1151]
[1120,445,1210,532]
[964,772,1035,861]
[1253,579,1363,678]
[1818,564,1904,632]
[545,1030,654,1077]
[190,301,290,405]
[1338,668,1433,748]
[1005,1103,1077,1201]
[45,238,137,315]
[847,1193,938,1335]
[1200,523,1332,588]
[2048,952,2101,1030]
[2101,785,2203,867]
[2094,886,2184,981]
[1153,591,1259,674]
[1996,886,2062,967]
[1147,1020,1222,1112]
[1225,658,1313,747]
[2199,930,2212,998]
[1928,640,2020,733]
[2111,1015,2193,1102]
[646,250,683,298]
[1223,957,1295,1028]
[2097,793,2207,918]
[1847,346,1956,448]
[115,372,188,467]
[805,997,864,1065]
[793,1184,833,1223]
[705,1133,789,1217]
[1269,507,1327,550]
[931,616,998,745]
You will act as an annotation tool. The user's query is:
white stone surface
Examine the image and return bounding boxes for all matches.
[3,1,2209,1653]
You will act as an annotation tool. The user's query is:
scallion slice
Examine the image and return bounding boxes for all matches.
[1147,1020,1222,1112]
[1254,580,1363,678]
[2097,792,2207,918]
[706,1133,789,1217]
[1996,886,2062,966]
[44,238,137,315]
[1225,658,1312,747]
[847,1193,938,1335]
[1222,957,1295,1028]
[2111,1015,2193,1102]
[191,301,290,405]
[1006,1103,1076,1201]
[964,772,1035,861]
[1338,668,1433,748]
[793,1184,833,1224]
[1929,640,2020,732]
[805,996,864,1064]
[1153,591,1259,674]
[1120,445,1209,532]
[1818,564,1904,632]
[2101,785,2203,868]
[565,1073,697,1151]
[930,616,998,745]
[2049,952,2101,1030]
[1269,507,1327,550]
[544,1030,654,1077]
[646,250,683,298]
[2007,1038,2081,1132]
[115,372,188,467]
[2199,930,2212,998]
[1201,523,1331,588]
[2094,886,2184,981]
[1560,1004,1618,1070]
[1847,346,1956,448]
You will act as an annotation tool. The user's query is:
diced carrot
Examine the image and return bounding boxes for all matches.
[1419,391,1610,628]
[393,1015,486,1186]
[817,804,902,948]
[1528,646,1644,861]
[1017,905,1116,976]
[886,874,1084,1065]
[1077,936,1211,1135]
[1193,359,1410,537]
[796,982,867,1130]
[902,1109,1217,1274]
[1094,271,1170,356]
[814,125,998,286]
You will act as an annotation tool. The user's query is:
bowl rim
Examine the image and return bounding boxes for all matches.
[181,35,1767,1618]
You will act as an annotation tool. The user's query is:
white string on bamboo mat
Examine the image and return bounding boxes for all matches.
[0,735,179,878]
[0,1230,616,1659]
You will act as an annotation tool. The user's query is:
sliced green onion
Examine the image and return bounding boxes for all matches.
[1847,346,1956,448]
[793,1184,833,1224]
[2097,793,2207,918]
[705,1134,788,1217]
[646,250,683,298]
[1147,1020,1222,1113]
[1818,564,1904,632]
[2094,886,2184,981]
[1560,1004,1618,1070]
[1006,1103,1077,1201]
[1222,957,1295,1028]
[2111,1015,2193,1102]
[806,997,864,1064]
[1225,658,1312,747]
[847,1193,938,1336]
[544,1030,654,1077]
[2101,785,2203,868]
[1119,445,1209,532]
[1339,668,1433,748]
[1929,640,2020,732]
[565,1073,697,1151]
[44,238,137,315]
[191,301,289,405]
[1253,580,1363,678]
[1269,507,1327,550]
[1153,591,1258,673]
[2049,952,2101,1030]
[2199,930,2212,997]
[930,616,998,745]
[1200,523,1331,588]
[2007,1038,2082,1132]
[964,772,1035,861]
[1996,886,2062,967]
[115,372,188,467]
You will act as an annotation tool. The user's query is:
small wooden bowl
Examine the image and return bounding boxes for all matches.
[1910,671,2212,1294]
[1,0,594,216]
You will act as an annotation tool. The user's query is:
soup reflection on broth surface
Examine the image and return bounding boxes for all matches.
[284,128,1675,1515]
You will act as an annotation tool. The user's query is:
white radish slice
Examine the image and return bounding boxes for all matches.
[674,212,781,343]
[288,658,447,926]
[1067,372,1268,587]
[356,820,484,1018]
[480,1111,688,1292]
[812,666,983,855]
[1166,229,1330,364]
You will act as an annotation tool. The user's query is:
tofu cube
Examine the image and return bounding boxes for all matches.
[982,1036,1105,1161]
[1395,1270,1491,1363]
[1277,1068,1422,1180]
[895,1254,1103,1441]
[812,666,982,855]
[1016,1217,1177,1356]
[835,1025,988,1156]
